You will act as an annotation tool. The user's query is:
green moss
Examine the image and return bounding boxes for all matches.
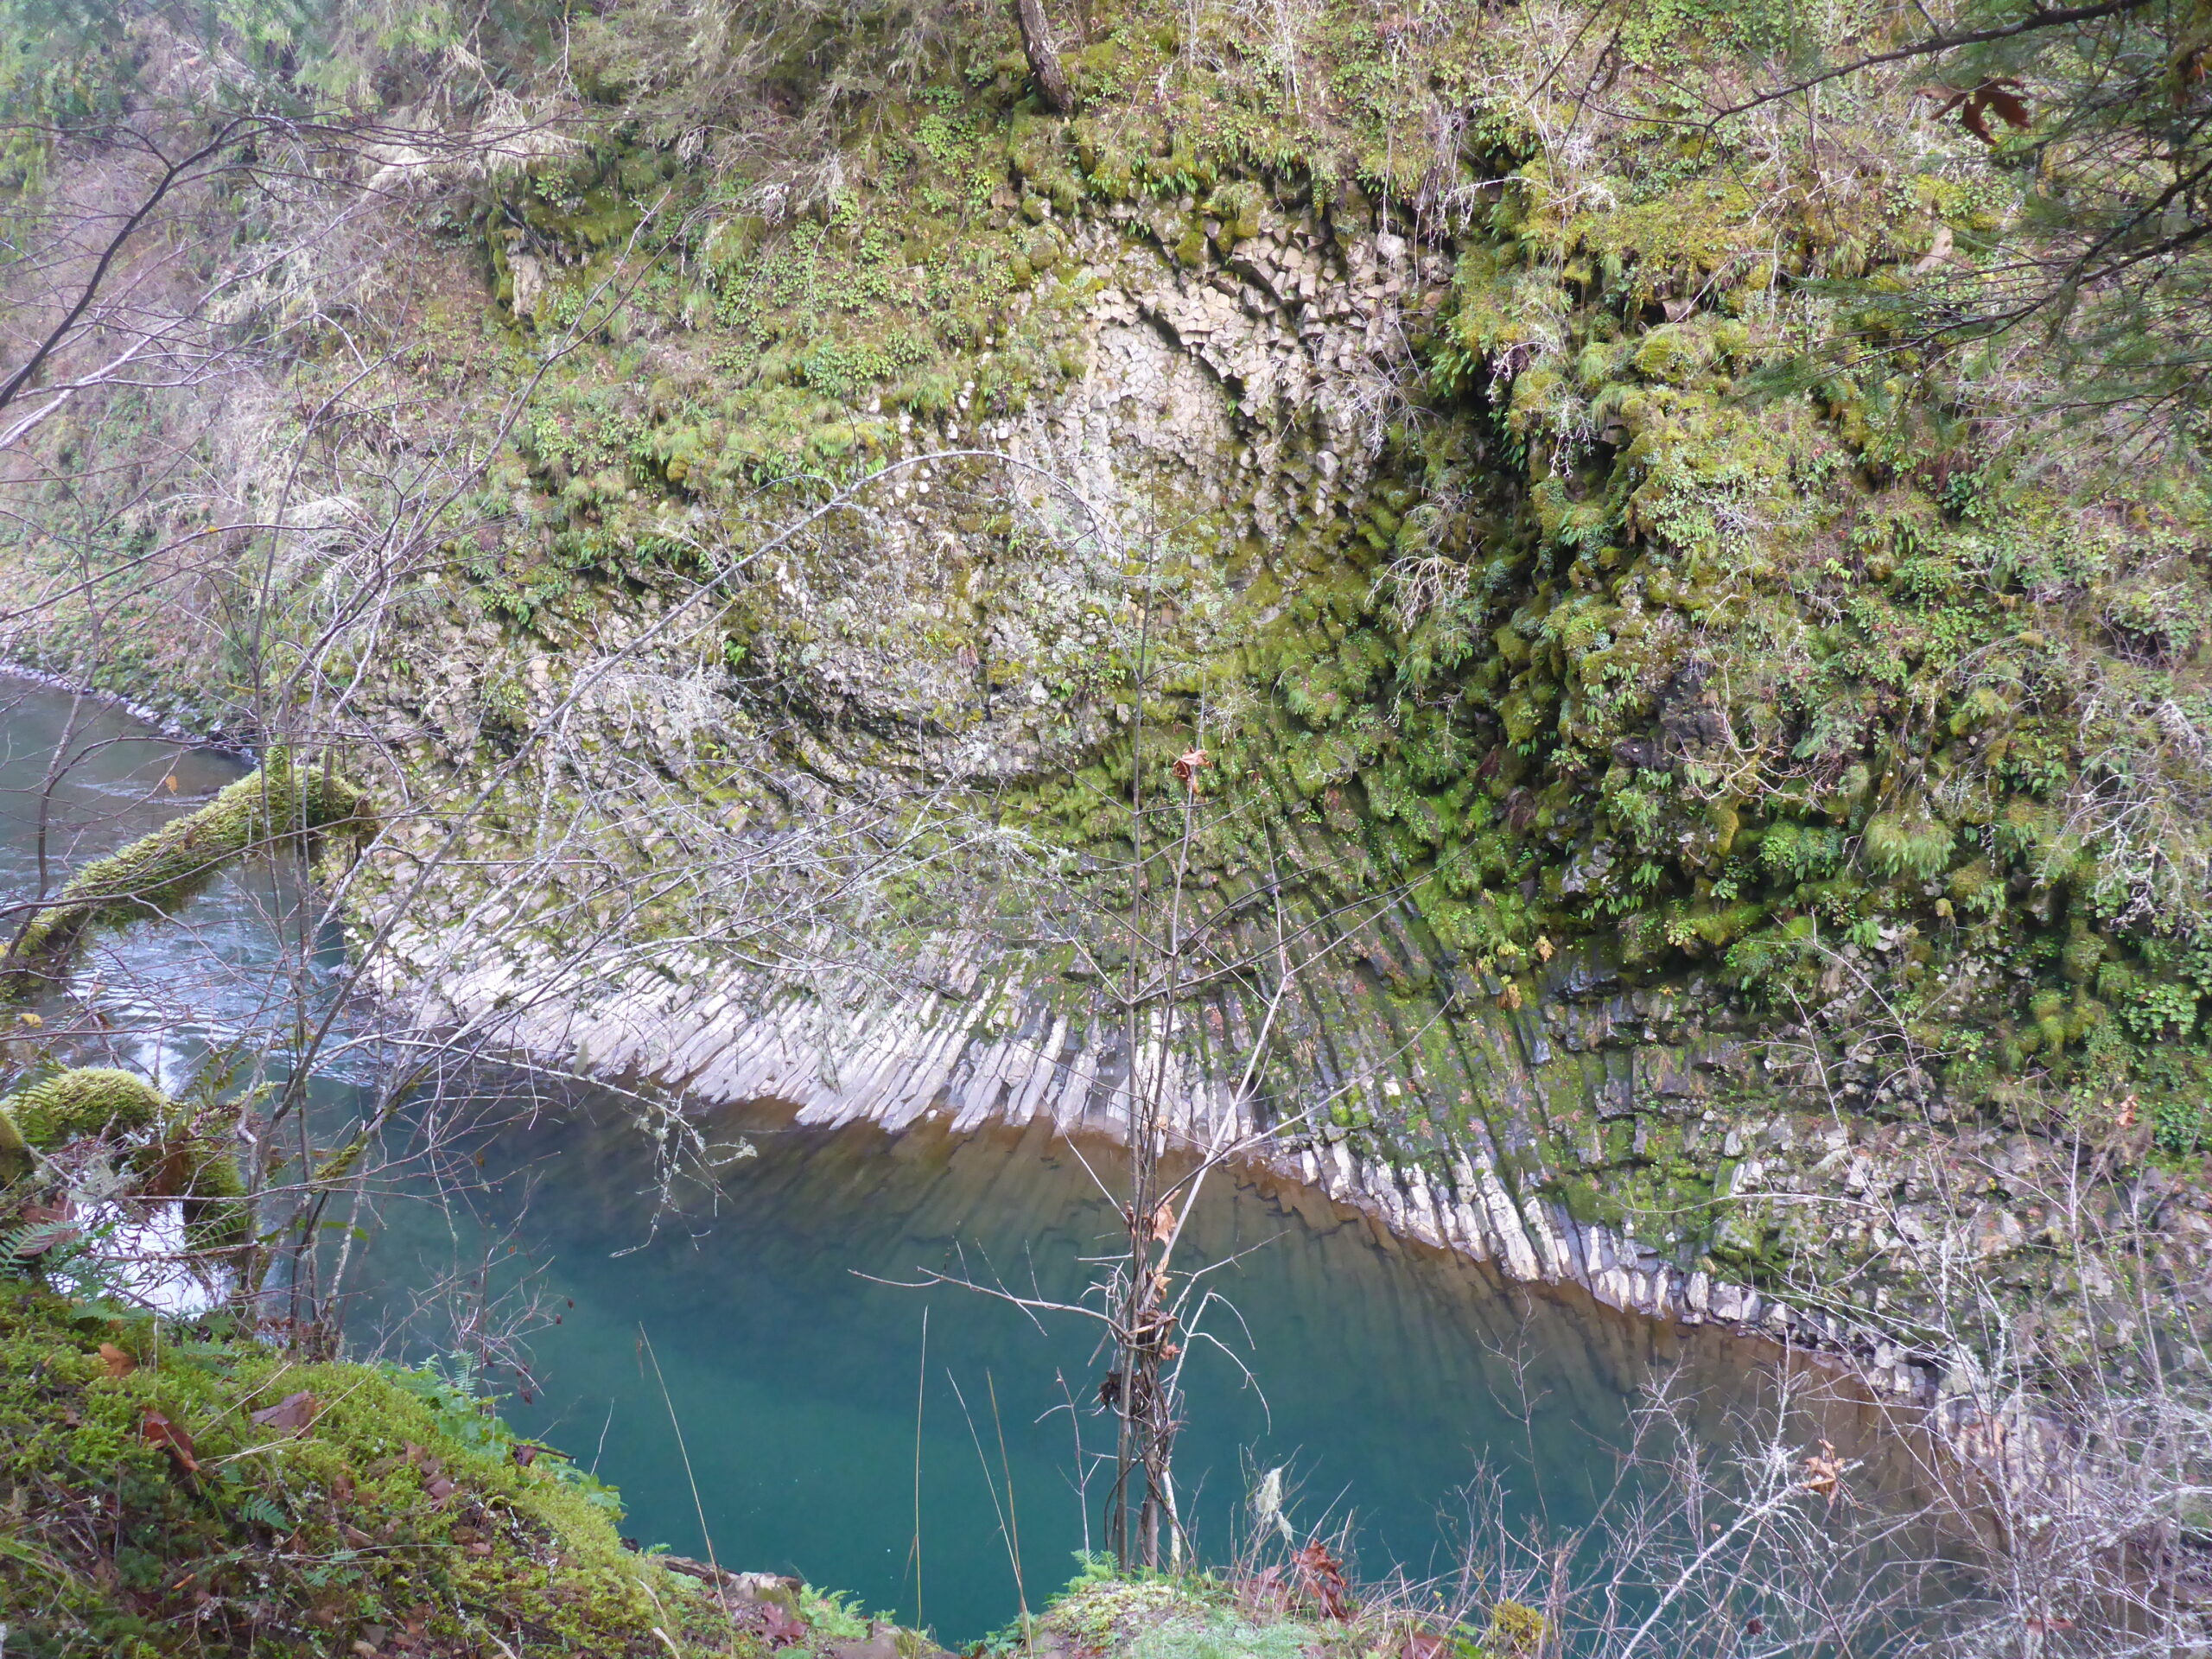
[2,755,368,995]
[5,0,2209,1332]
[1,1068,248,1250]
[0,1287,760,1656]
[1,1066,167,1153]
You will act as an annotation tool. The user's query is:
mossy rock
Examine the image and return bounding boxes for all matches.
[1,1068,248,1250]
[0,1287,753,1656]
[1,1065,167,1154]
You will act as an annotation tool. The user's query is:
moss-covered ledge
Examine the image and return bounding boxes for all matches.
[0,1287,772,1656]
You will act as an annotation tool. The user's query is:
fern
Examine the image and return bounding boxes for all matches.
[0,1217,79,1276]
[393,1353,624,1516]
[233,1493,288,1531]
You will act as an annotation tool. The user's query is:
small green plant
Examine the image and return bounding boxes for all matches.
[2154,1095,2209,1156]
[1861,808,1955,881]
[396,1354,624,1516]
[1483,1600,1547,1656]
[797,1584,877,1641]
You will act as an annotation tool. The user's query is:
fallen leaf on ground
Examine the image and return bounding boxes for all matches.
[142,1410,199,1472]
[760,1605,810,1646]
[99,1342,137,1377]
[1291,1541,1352,1620]
[251,1390,319,1432]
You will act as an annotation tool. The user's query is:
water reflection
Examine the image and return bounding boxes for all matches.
[358,1091,1924,1642]
[0,676,1939,1644]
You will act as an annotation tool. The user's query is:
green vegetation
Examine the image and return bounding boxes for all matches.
[0,1285,752,1656]
[0,1068,245,1254]
[0,0,2206,1649]
[1027,1551,1549,1659]
[0,0,2206,1404]
[2,757,368,995]
[0,1053,920,1657]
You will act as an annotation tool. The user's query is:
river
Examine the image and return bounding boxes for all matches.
[0,675,1918,1643]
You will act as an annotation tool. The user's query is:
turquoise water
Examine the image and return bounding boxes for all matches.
[356,1093,1815,1643]
[0,676,1899,1644]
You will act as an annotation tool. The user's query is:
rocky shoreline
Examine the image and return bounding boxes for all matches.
[384,923,1942,1403]
[0,660,257,756]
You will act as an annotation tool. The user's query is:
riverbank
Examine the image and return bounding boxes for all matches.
[0,668,1909,1638]
[0,1284,779,1656]
[0,671,2197,1653]
[3,0,2209,1438]
[0,656,2193,1490]
[0,659,256,759]
[0,1274,1681,1659]
[385,911,2178,1409]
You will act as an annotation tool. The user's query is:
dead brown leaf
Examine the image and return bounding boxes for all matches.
[1919,78,2030,143]
[99,1342,137,1378]
[251,1391,319,1433]
[142,1409,199,1473]
[760,1604,810,1646]
[1291,1541,1353,1621]
[1802,1439,1846,1505]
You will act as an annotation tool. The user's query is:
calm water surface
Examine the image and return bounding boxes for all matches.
[0,677,1906,1643]
[363,1096,1817,1640]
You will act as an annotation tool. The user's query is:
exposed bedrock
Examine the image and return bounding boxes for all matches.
[340,183,2208,1406]
[333,177,2212,1408]
[5,92,2199,1404]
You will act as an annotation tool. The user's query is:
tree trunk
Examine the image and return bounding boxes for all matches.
[1013,0,1077,113]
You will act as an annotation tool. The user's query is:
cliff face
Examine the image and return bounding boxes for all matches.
[3,0,2209,1377]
